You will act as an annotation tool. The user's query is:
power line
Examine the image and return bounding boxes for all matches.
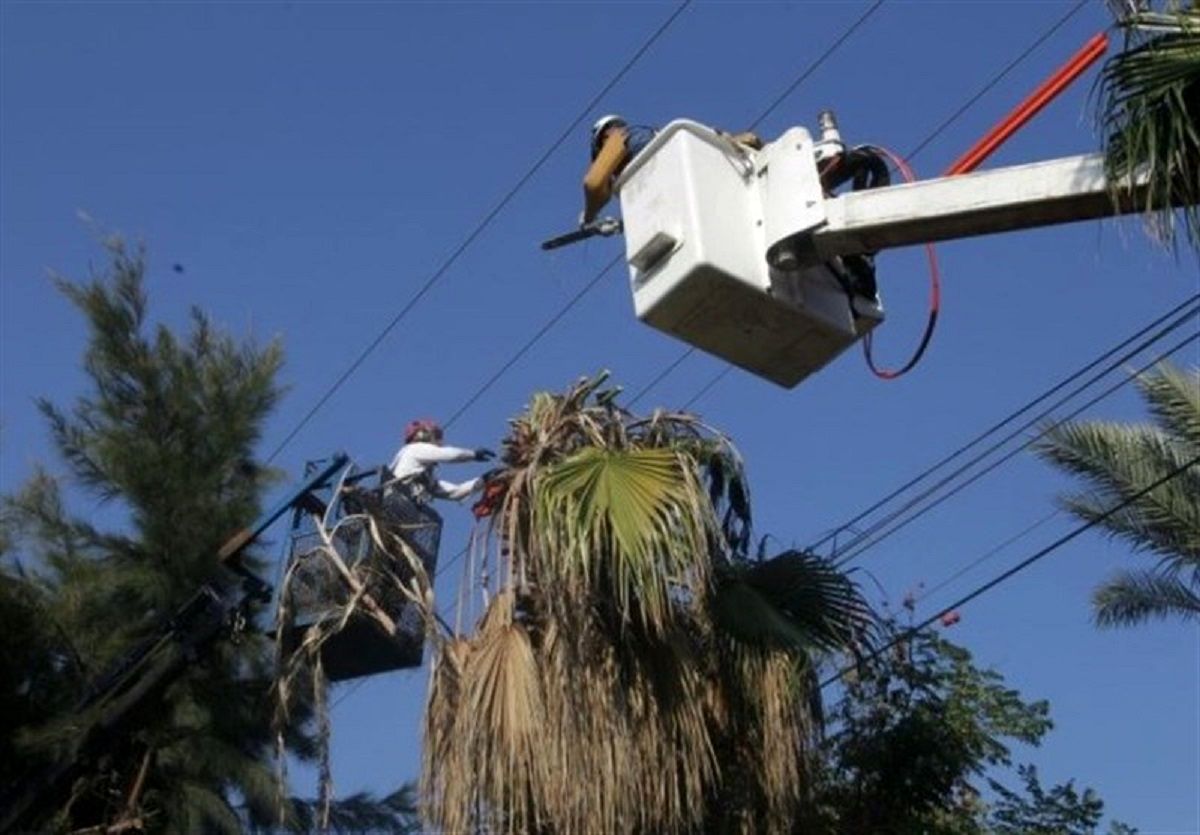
[654,0,1094,411]
[812,293,1199,554]
[913,508,1061,606]
[831,322,1199,568]
[819,452,1200,690]
[264,0,694,464]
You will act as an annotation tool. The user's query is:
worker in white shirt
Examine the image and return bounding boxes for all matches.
[387,419,495,503]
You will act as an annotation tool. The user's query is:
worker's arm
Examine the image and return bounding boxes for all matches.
[431,476,484,502]
[722,130,763,150]
[407,442,478,466]
[582,128,630,224]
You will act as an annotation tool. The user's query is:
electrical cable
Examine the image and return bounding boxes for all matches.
[810,293,1199,552]
[833,326,1199,568]
[819,452,1200,690]
[264,0,694,464]
[913,508,1061,608]
[655,0,1094,408]
[856,145,940,379]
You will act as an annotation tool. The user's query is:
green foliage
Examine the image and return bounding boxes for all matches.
[804,618,1131,834]
[712,549,870,653]
[988,765,1105,834]
[1035,363,1200,627]
[1099,5,1200,253]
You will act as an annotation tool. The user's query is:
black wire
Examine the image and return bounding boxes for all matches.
[747,0,885,133]
[443,258,621,429]
[819,453,1200,690]
[812,294,1199,553]
[905,0,1090,163]
[833,326,1199,568]
[265,0,694,464]
[914,508,1061,607]
[650,0,1094,410]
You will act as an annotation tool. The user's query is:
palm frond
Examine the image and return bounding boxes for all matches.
[713,550,872,653]
[1093,566,1200,626]
[1036,419,1200,560]
[535,446,710,632]
[1099,7,1200,251]
[1138,362,1200,451]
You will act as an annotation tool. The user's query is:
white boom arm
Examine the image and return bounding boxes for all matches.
[805,153,1140,260]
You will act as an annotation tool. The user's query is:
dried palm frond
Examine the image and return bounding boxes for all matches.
[272,503,444,832]
[422,373,867,834]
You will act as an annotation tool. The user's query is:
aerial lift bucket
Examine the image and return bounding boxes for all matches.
[280,463,441,681]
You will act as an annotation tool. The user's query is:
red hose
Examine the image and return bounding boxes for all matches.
[861,146,942,380]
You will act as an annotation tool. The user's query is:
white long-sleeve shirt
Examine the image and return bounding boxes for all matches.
[388,442,482,501]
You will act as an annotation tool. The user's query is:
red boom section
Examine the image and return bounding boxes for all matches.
[945,31,1109,177]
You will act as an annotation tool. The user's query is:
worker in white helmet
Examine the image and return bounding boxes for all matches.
[387,419,495,503]
[582,114,763,224]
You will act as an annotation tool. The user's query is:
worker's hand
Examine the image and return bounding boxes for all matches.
[474,448,496,462]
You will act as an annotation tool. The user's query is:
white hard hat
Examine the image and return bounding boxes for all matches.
[590,114,626,157]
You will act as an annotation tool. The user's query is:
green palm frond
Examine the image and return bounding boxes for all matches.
[1036,420,1200,560]
[1093,567,1200,627]
[1138,362,1200,451]
[1036,362,1200,629]
[535,446,710,631]
[1099,7,1200,251]
[713,550,871,653]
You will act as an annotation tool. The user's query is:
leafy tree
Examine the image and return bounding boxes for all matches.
[0,239,415,833]
[1034,363,1200,627]
[1099,3,1200,252]
[803,614,1136,834]
[988,765,1105,834]
[416,374,870,834]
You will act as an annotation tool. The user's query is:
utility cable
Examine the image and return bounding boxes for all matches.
[264,0,694,464]
[819,453,1200,690]
[654,0,1095,409]
[811,293,1198,553]
[833,325,1198,567]
[913,508,1061,608]
[438,0,888,430]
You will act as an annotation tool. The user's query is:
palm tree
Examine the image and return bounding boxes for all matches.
[1099,3,1200,252]
[1035,362,1200,627]
[418,373,870,834]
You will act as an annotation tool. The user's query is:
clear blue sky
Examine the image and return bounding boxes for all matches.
[2,0,1197,830]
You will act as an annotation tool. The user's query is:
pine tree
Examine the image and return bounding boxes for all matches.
[2,238,285,831]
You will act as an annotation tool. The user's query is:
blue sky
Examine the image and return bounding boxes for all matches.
[2,0,1197,830]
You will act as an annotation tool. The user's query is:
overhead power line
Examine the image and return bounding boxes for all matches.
[655,0,1094,411]
[814,293,1198,554]
[819,452,1200,690]
[265,0,694,464]
[831,315,1199,568]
